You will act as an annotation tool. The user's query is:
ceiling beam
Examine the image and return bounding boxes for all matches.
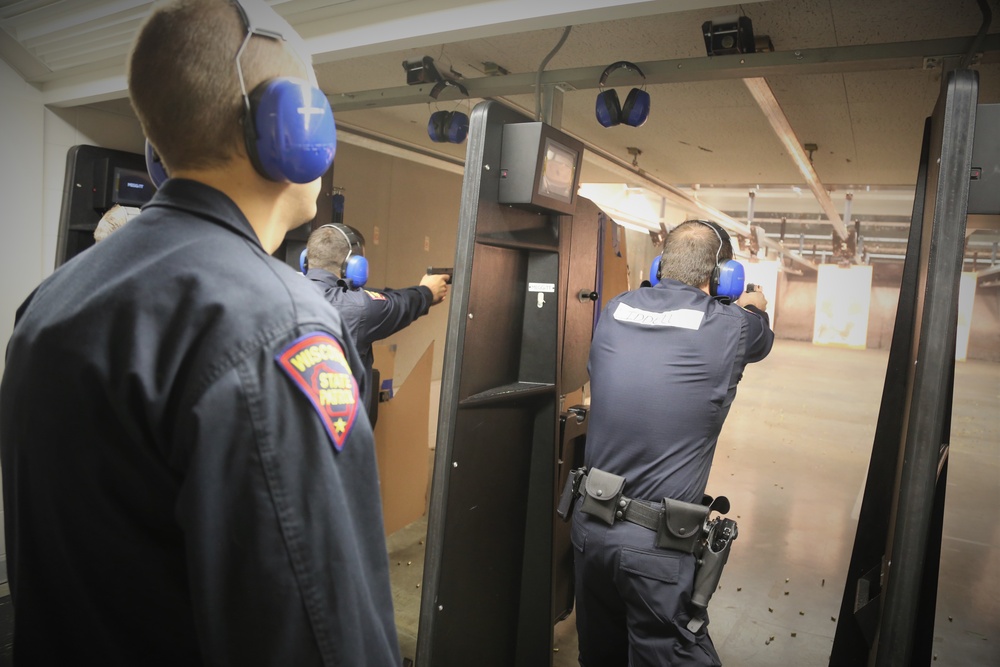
[743,76,849,240]
[328,35,1000,112]
[302,0,735,64]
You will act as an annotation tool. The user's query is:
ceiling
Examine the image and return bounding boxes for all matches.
[2,0,998,277]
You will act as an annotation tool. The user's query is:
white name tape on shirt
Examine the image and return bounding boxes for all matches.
[276,333,359,451]
[612,303,704,330]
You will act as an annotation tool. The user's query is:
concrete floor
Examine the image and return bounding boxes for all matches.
[387,339,999,666]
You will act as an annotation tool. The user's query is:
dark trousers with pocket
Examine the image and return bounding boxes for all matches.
[572,510,722,667]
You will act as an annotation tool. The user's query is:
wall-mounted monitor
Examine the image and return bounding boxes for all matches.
[111,166,156,207]
[498,122,584,215]
[93,156,156,210]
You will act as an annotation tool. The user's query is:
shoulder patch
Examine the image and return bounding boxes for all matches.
[276,333,359,451]
[364,289,387,301]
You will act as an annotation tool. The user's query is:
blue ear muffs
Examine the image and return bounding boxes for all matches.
[713,259,745,302]
[650,254,662,286]
[231,0,336,184]
[596,88,622,128]
[659,221,745,301]
[343,254,369,289]
[428,111,449,142]
[620,88,651,128]
[596,61,650,128]
[427,110,469,144]
[299,247,309,274]
[244,78,336,183]
[696,220,745,302]
[321,224,368,289]
[427,79,469,143]
[145,139,168,188]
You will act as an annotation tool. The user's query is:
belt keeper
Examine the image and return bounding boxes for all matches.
[615,496,630,521]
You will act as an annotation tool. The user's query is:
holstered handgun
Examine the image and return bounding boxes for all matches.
[556,468,586,522]
[687,517,738,632]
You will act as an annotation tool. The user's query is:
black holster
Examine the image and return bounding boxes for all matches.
[557,467,586,522]
[688,517,739,632]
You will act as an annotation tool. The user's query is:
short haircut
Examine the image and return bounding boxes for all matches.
[127,0,306,174]
[306,226,351,273]
[659,220,733,288]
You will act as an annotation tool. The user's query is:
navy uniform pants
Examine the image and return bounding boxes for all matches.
[572,511,722,667]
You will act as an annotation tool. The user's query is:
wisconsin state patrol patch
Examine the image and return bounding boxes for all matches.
[276,333,359,451]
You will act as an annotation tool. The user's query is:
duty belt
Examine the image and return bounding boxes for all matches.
[558,467,729,553]
[558,466,738,634]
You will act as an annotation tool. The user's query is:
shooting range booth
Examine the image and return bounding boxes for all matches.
[830,68,998,666]
[54,145,338,270]
[415,102,603,667]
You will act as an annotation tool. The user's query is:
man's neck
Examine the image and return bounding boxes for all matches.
[171,160,292,254]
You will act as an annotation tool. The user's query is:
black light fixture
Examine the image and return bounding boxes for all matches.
[702,15,756,56]
[402,56,441,85]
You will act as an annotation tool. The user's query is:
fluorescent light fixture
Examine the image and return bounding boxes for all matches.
[578,183,663,230]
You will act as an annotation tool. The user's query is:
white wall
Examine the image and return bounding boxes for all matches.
[0,59,45,378]
[0,57,44,580]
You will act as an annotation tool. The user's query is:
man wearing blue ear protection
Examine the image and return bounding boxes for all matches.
[0,1,399,665]
[304,224,449,419]
[571,220,773,666]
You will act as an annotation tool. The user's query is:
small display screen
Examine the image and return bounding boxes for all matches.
[537,138,577,204]
[112,167,155,206]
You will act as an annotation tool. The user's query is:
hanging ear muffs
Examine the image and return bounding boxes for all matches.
[233,1,336,183]
[695,220,745,302]
[426,80,470,144]
[320,224,368,289]
[145,139,168,188]
[595,61,650,128]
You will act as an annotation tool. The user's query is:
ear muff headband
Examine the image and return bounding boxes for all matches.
[233,1,336,183]
[596,61,650,128]
[320,223,368,289]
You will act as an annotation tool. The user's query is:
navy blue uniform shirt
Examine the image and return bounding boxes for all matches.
[306,267,432,410]
[0,179,400,666]
[585,279,774,504]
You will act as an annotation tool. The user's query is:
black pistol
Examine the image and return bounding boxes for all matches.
[426,267,453,284]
